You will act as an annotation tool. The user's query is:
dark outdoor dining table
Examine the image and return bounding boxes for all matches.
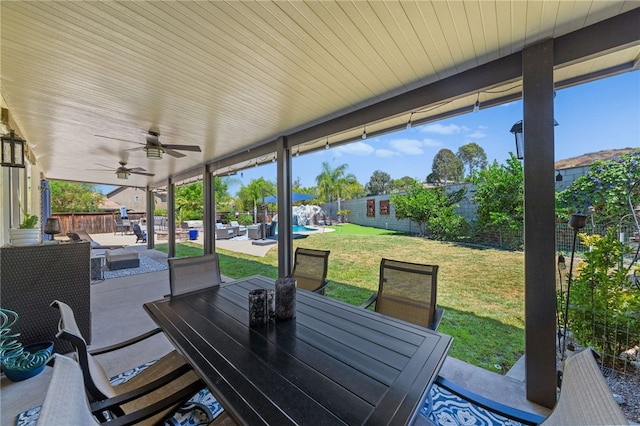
[144,275,452,425]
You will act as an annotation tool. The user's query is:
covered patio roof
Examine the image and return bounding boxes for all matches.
[2,1,639,410]
[1,2,638,187]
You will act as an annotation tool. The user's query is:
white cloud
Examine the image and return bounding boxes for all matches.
[420,123,462,135]
[421,138,442,147]
[375,149,397,158]
[467,130,487,139]
[334,142,374,156]
[389,139,425,155]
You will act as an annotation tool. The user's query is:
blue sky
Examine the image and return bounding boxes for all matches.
[100,71,639,194]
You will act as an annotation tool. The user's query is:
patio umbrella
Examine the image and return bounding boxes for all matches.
[263,192,315,203]
[40,180,52,240]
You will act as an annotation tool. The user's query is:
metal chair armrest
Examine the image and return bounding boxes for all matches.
[91,374,205,426]
[429,307,444,331]
[311,279,331,295]
[359,293,378,309]
[88,328,162,355]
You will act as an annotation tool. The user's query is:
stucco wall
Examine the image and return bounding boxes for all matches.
[324,184,478,235]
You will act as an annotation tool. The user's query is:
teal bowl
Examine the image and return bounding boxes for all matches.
[2,341,53,382]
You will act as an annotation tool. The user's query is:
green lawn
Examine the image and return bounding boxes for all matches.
[156,223,526,373]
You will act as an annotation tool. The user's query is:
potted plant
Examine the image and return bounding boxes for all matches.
[9,206,40,246]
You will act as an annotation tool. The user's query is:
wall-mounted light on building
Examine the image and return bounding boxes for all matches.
[1,130,26,168]
[1,108,25,168]
[509,120,524,160]
[510,119,558,160]
[473,93,480,112]
[556,171,563,182]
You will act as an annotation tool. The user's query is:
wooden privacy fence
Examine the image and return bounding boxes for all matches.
[49,212,146,235]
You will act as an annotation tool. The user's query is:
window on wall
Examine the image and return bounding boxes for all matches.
[367,199,375,217]
[380,200,390,215]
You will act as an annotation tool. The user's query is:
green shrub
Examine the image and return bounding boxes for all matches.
[429,208,469,241]
[237,213,253,226]
[566,229,640,359]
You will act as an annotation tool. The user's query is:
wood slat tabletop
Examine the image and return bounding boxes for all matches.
[144,275,452,425]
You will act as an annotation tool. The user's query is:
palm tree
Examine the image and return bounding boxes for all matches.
[315,162,357,223]
[237,178,276,223]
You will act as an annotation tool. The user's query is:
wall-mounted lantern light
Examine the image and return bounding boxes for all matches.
[509,119,559,160]
[1,130,26,168]
[509,120,524,160]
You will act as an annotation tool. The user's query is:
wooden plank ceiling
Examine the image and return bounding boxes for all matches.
[1,1,638,187]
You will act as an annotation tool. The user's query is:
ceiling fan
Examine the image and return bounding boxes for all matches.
[95,131,201,159]
[90,161,155,180]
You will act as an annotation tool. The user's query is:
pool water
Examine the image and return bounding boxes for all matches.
[274,225,317,234]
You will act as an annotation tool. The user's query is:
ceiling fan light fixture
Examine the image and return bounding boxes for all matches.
[145,145,164,159]
[116,169,129,179]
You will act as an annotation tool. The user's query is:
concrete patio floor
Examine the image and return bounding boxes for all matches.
[1,239,550,425]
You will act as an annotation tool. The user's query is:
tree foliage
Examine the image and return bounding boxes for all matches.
[50,181,104,212]
[315,161,358,212]
[365,170,392,195]
[431,149,464,184]
[173,177,231,221]
[566,230,640,357]
[391,176,417,193]
[236,178,276,221]
[470,153,524,232]
[391,182,467,239]
[457,142,487,178]
[555,150,640,224]
[175,182,203,221]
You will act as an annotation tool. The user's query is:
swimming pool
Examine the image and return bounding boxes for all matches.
[274,225,317,234]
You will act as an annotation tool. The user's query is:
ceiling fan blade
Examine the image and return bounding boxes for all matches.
[93,163,117,170]
[87,168,114,172]
[164,148,186,158]
[123,146,146,153]
[94,135,142,145]
[162,144,201,152]
[127,167,148,173]
[130,170,155,176]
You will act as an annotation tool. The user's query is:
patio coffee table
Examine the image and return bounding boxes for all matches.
[105,247,139,270]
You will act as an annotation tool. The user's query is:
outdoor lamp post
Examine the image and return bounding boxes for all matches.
[561,213,587,360]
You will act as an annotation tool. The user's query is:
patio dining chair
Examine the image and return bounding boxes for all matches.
[423,348,627,425]
[360,258,443,330]
[168,253,223,296]
[133,223,147,243]
[50,300,215,425]
[37,354,206,426]
[290,247,331,295]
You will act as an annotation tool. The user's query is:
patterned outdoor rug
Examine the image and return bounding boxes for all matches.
[17,359,529,426]
[91,256,168,284]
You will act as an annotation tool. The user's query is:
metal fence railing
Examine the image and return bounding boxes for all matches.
[464,222,640,256]
[465,222,640,380]
[568,307,639,379]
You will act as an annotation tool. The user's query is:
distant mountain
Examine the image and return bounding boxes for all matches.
[555,148,637,169]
